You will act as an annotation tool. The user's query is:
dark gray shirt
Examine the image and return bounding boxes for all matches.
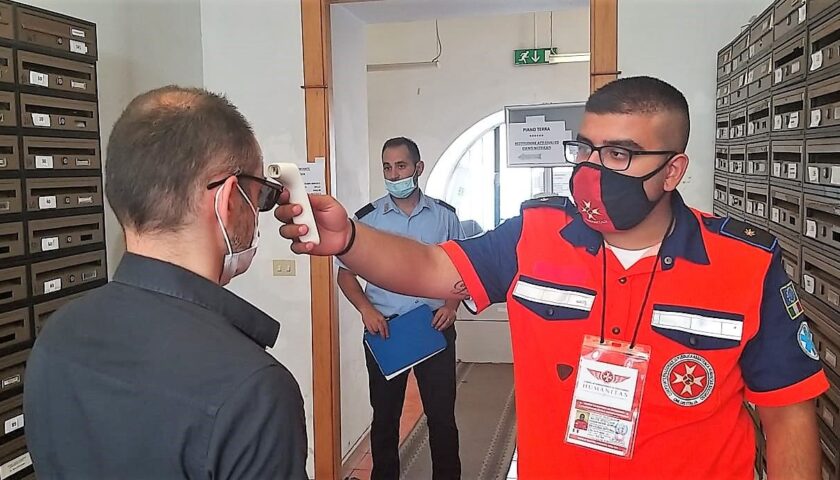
[24,253,307,480]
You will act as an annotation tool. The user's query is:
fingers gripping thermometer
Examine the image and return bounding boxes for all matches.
[266,163,321,245]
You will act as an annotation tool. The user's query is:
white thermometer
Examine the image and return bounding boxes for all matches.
[266,163,321,245]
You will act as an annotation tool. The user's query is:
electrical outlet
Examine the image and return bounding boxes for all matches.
[273,259,296,276]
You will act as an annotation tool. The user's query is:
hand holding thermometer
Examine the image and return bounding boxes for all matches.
[266,163,321,245]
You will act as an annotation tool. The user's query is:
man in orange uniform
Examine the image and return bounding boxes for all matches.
[277,76,827,479]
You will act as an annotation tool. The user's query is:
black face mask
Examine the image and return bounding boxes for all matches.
[569,160,671,232]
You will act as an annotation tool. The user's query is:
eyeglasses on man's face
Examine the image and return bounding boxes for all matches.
[562,140,678,172]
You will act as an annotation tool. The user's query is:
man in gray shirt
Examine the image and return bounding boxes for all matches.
[24,86,307,479]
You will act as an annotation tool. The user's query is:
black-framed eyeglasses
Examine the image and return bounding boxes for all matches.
[562,140,678,172]
[207,170,285,212]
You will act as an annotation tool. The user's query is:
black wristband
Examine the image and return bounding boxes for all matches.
[336,219,356,257]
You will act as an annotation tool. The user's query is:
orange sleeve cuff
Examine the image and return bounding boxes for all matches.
[745,370,830,407]
[439,241,491,314]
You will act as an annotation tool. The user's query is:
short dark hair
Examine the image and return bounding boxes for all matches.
[585,76,690,151]
[105,86,261,234]
[382,137,421,164]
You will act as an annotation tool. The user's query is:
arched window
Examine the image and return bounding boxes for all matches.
[427,110,573,235]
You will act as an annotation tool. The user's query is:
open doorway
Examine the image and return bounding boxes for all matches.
[300,1,616,478]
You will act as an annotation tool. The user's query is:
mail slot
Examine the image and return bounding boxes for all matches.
[0,3,11,40]
[714,176,728,203]
[717,82,731,110]
[17,7,97,59]
[729,145,746,175]
[0,350,27,395]
[0,222,23,261]
[819,378,840,440]
[772,140,805,182]
[728,179,746,212]
[730,108,747,140]
[0,309,30,353]
[0,47,12,85]
[715,145,729,173]
[0,180,21,216]
[747,99,772,137]
[18,50,96,96]
[0,394,23,440]
[0,266,25,307]
[747,54,774,98]
[28,213,104,254]
[745,183,769,222]
[749,7,775,60]
[716,113,730,140]
[23,137,100,171]
[731,31,751,73]
[807,296,840,375]
[770,185,803,233]
[25,177,102,212]
[804,193,840,253]
[806,137,840,188]
[717,45,732,80]
[0,136,19,173]
[747,142,770,176]
[809,13,840,77]
[775,0,807,41]
[30,249,105,297]
[773,30,807,87]
[20,94,98,132]
[808,76,840,130]
[34,291,84,336]
[0,90,16,128]
[772,86,806,133]
[821,423,840,480]
[729,69,750,106]
[774,228,802,282]
[802,247,840,312]
[0,435,31,479]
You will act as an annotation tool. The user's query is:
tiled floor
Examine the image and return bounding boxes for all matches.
[347,372,424,480]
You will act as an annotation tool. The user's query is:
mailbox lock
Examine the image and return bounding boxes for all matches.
[59,117,66,126]
[64,197,71,205]
[69,274,75,283]
[66,236,72,244]
[62,157,69,165]
[57,77,64,86]
[57,38,63,45]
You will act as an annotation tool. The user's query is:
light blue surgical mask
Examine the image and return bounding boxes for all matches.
[385,172,418,199]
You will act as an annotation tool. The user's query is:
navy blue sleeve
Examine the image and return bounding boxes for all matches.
[740,248,826,404]
[450,215,523,305]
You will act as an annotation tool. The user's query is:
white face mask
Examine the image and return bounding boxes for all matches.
[214,183,259,285]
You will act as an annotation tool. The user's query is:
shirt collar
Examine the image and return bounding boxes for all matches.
[113,253,280,348]
[559,191,710,269]
[382,190,433,216]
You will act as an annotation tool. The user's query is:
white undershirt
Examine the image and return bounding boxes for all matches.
[606,242,662,270]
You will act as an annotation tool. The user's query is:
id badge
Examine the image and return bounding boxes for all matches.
[564,335,651,459]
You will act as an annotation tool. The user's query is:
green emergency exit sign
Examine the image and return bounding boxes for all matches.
[514,48,554,66]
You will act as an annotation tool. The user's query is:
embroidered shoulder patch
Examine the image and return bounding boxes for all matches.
[354,203,375,220]
[780,282,804,320]
[435,199,457,213]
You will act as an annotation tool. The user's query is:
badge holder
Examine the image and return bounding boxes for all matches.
[564,335,651,459]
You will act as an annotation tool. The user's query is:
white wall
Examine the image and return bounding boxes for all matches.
[25,0,205,277]
[330,5,374,459]
[199,0,315,475]
[366,8,591,199]
[618,0,770,211]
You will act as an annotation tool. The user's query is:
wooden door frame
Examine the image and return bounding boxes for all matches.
[300,1,618,478]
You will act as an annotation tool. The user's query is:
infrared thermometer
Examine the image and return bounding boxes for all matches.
[266,163,321,245]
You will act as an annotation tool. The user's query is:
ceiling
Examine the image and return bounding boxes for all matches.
[341,0,588,24]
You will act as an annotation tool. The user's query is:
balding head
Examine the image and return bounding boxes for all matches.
[105,86,261,234]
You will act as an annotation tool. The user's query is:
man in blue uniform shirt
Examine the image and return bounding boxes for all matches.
[338,137,464,480]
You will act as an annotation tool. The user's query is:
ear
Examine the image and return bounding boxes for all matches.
[663,153,689,192]
[215,175,240,229]
[415,160,425,177]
